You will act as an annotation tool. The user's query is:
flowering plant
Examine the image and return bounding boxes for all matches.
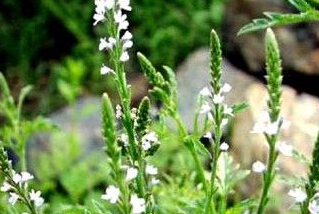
[0,0,319,214]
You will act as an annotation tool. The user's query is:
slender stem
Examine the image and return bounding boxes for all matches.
[256,136,278,214]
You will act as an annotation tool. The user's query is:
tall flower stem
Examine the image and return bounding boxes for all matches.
[255,28,283,214]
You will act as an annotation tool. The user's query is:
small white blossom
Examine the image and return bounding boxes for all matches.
[200,102,211,114]
[101,185,120,204]
[130,194,146,214]
[221,118,228,127]
[265,122,279,135]
[141,132,159,151]
[146,165,158,175]
[123,40,133,49]
[100,65,115,75]
[93,13,105,26]
[8,192,19,205]
[151,178,160,185]
[120,133,129,147]
[223,105,234,116]
[29,189,44,207]
[126,167,138,181]
[12,173,22,184]
[21,172,34,183]
[212,94,224,104]
[199,87,211,97]
[116,105,122,119]
[309,193,319,214]
[122,31,133,40]
[276,141,293,157]
[204,132,212,140]
[1,182,11,192]
[220,142,229,151]
[120,51,130,62]
[114,11,129,30]
[288,188,307,203]
[99,37,116,51]
[252,161,266,173]
[221,83,232,93]
[118,0,132,11]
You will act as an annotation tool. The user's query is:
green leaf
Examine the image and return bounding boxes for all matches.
[17,85,33,117]
[231,102,249,114]
[287,0,312,12]
[238,11,319,35]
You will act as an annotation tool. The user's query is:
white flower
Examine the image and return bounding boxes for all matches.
[146,165,158,175]
[99,37,116,51]
[203,132,212,140]
[221,118,228,127]
[200,102,211,114]
[251,111,279,135]
[251,122,266,134]
[116,105,122,119]
[265,122,279,135]
[221,83,232,93]
[12,173,22,184]
[123,40,133,49]
[100,65,115,75]
[252,161,266,173]
[1,182,11,192]
[21,172,34,183]
[223,105,234,116]
[126,167,138,181]
[120,51,130,62]
[212,94,224,104]
[142,140,151,151]
[151,178,160,185]
[101,185,120,204]
[309,193,319,214]
[29,189,44,207]
[114,11,129,30]
[120,133,129,147]
[130,194,146,214]
[122,31,133,40]
[276,141,293,157]
[8,192,19,205]
[199,87,211,97]
[288,188,307,203]
[220,142,229,151]
[118,0,132,11]
[141,132,159,151]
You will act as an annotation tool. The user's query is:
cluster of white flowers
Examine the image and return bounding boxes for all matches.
[93,0,133,75]
[251,111,290,136]
[1,171,44,208]
[102,163,159,213]
[199,83,233,127]
[141,131,159,151]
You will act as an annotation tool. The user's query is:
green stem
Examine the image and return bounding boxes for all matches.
[256,136,278,214]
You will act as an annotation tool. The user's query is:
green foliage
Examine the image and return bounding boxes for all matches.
[238,0,319,35]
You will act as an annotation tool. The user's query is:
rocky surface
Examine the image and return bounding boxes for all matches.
[224,0,319,75]
[177,48,319,207]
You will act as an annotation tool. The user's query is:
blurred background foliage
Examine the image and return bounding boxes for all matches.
[0,0,227,115]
